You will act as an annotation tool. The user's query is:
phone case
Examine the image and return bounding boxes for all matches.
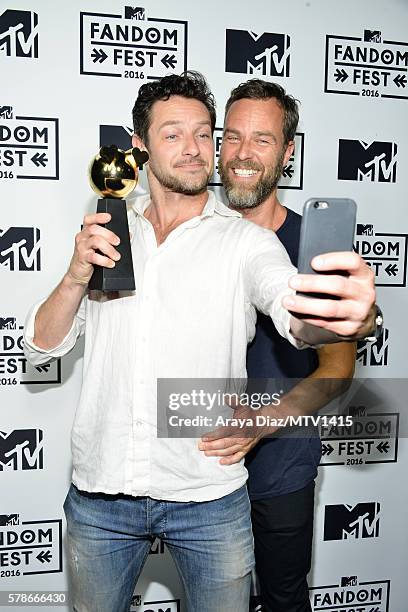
[297,198,357,275]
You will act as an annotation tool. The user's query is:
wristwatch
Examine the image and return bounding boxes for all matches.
[363,304,383,342]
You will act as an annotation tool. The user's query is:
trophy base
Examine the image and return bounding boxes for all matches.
[88,198,136,292]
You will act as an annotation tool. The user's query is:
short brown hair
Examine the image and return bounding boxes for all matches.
[225,79,299,144]
[132,71,216,144]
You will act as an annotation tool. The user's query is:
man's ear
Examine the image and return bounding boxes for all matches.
[283,140,295,167]
[132,134,147,153]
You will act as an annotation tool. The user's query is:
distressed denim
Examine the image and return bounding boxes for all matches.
[63,483,254,612]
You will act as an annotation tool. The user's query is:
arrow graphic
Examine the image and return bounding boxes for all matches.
[282,164,294,178]
[35,364,51,373]
[31,152,47,168]
[161,53,177,69]
[91,48,108,64]
[394,74,407,88]
[376,441,390,454]
[37,550,52,563]
[334,68,348,83]
[322,443,334,456]
[385,263,398,276]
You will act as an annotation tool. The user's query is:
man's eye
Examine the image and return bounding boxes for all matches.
[226,135,239,143]
[166,134,177,141]
[198,133,210,139]
[257,139,270,145]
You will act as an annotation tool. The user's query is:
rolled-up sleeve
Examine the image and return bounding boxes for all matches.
[243,225,307,349]
[24,297,86,365]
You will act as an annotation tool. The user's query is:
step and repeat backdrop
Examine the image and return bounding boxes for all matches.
[1,0,408,610]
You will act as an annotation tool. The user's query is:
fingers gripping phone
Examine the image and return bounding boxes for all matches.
[297,198,357,299]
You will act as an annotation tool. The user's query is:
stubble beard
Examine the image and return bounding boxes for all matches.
[218,151,285,210]
[148,159,211,196]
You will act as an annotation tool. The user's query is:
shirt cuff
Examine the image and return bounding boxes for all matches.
[24,300,82,364]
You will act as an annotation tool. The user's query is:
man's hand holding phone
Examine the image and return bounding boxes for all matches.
[282,199,377,340]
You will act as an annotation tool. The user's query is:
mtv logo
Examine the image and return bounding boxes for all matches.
[357,328,389,366]
[0,317,16,329]
[225,29,291,77]
[130,594,142,607]
[0,429,43,471]
[0,227,41,271]
[356,224,374,236]
[0,105,13,119]
[149,538,165,554]
[364,30,382,43]
[349,405,367,417]
[99,125,133,152]
[338,140,397,183]
[0,9,38,58]
[0,514,19,526]
[324,502,381,540]
[124,6,145,20]
[341,576,358,587]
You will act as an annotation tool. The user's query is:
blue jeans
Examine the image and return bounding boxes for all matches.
[63,484,254,612]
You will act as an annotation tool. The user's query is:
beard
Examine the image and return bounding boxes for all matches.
[218,150,285,210]
[148,158,211,196]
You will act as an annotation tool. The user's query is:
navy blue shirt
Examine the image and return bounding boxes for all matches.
[246,208,321,500]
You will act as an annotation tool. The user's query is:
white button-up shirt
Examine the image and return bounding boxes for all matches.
[24,191,300,502]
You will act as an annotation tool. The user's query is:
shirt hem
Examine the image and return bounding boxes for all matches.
[71,474,248,503]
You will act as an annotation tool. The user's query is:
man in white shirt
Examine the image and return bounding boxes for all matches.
[24,72,376,612]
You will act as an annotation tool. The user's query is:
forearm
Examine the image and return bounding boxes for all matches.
[33,273,87,350]
[257,345,355,435]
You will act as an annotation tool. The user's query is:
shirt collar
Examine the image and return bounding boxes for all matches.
[130,190,241,221]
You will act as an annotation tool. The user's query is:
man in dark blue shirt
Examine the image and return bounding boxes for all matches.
[201,80,356,611]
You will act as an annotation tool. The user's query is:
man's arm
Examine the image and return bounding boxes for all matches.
[286,251,376,342]
[199,341,356,464]
[242,228,376,347]
[29,212,120,351]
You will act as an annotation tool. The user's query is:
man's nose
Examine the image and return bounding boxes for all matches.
[235,139,252,160]
[182,133,200,156]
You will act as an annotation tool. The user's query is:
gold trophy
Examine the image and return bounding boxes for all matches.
[88,145,148,291]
